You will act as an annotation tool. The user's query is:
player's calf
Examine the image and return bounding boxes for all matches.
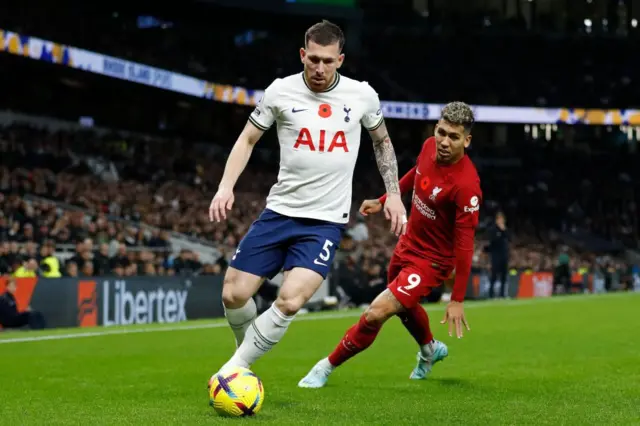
[221,268,264,347]
[222,267,324,372]
[328,290,402,367]
[299,289,404,389]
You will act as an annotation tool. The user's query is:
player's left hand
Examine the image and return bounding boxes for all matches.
[359,199,383,216]
[383,193,407,236]
[440,301,470,338]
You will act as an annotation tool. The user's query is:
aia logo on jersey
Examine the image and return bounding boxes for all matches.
[294,128,348,152]
[464,196,480,213]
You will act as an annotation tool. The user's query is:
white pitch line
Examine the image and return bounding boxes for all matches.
[0,295,621,345]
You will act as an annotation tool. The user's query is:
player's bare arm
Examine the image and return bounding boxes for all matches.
[363,165,417,216]
[369,121,406,235]
[370,121,400,194]
[209,121,265,222]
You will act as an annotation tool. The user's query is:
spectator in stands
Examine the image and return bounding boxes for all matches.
[12,258,38,278]
[173,250,202,276]
[93,243,112,275]
[488,211,510,298]
[81,261,94,277]
[335,255,368,308]
[5,241,22,272]
[365,263,387,301]
[67,240,87,270]
[553,249,572,294]
[39,241,62,278]
[110,243,131,272]
[0,277,46,330]
[0,242,11,275]
[65,261,79,277]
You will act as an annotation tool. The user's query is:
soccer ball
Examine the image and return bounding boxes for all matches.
[208,367,264,417]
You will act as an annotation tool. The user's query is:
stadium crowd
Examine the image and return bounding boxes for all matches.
[1,122,637,301]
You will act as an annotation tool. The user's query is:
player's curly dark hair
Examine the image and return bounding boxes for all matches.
[441,101,475,133]
[305,20,345,51]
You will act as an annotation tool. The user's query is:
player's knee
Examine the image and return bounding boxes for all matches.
[222,276,252,309]
[273,295,305,317]
[363,299,398,326]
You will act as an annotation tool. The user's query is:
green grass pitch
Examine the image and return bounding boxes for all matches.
[1,293,639,425]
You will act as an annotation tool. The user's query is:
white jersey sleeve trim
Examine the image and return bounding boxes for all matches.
[249,79,281,130]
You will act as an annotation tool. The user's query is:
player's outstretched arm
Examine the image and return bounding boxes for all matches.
[209,121,265,222]
[440,225,474,338]
[369,121,406,235]
[441,185,482,338]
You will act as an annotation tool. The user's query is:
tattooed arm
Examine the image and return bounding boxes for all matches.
[368,120,406,236]
[369,120,400,195]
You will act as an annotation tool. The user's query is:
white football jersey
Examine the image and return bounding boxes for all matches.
[249,72,384,224]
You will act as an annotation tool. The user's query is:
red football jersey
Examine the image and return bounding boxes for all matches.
[379,136,482,301]
[403,136,481,265]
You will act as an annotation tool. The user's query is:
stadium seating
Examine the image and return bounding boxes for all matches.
[1,119,634,299]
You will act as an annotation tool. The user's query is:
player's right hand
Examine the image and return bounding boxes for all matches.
[440,301,470,339]
[209,187,235,222]
[359,199,383,216]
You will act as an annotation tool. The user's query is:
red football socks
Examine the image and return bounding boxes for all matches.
[397,305,434,345]
[328,315,382,367]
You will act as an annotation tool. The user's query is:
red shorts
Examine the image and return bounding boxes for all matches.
[387,241,454,308]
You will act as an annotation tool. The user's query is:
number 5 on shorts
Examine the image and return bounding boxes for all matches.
[314,239,334,266]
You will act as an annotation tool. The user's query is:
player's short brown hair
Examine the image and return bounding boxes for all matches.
[305,20,345,51]
[441,101,475,133]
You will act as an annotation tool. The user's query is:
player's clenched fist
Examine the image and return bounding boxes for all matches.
[359,199,383,216]
[209,187,235,223]
[383,193,407,236]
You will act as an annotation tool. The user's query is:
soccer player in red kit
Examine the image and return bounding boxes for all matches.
[298,102,482,388]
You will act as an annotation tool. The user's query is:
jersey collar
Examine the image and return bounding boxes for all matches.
[302,72,341,93]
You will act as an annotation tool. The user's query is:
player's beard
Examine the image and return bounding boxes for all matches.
[306,70,334,92]
[436,146,452,163]
[436,146,462,164]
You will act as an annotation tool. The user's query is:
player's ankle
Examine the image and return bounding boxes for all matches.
[319,357,335,371]
[420,340,436,357]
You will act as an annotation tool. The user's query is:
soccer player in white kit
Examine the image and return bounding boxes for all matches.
[208,20,406,377]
